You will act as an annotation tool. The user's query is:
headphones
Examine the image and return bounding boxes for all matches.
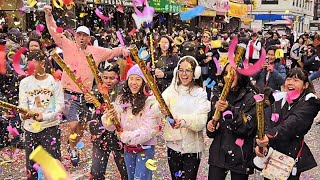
[174,56,201,79]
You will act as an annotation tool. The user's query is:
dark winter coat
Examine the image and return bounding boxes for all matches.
[254,62,286,91]
[207,87,257,175]
[153,53,178,92]
[303,55,320,72]
[196,43,219,81]
[265,91,319,174]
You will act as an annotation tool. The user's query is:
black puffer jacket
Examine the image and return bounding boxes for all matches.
[153,54,178,92]
[265,91,319,174]
[207,87,257,174]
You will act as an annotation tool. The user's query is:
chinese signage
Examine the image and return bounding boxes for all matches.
[254,14,295,21]
[149,0,181,13]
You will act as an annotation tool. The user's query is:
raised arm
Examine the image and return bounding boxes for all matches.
[43,5,68,48]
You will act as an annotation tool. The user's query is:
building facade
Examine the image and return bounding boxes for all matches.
[251,0,314,33]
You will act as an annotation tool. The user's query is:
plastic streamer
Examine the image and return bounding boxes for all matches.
[27,0,37,7]
[35,24,45,35]
[116,31,125,46]
[228,37,266,76]
[12,47,35,76]
[95,8,112,23]
[52,0,64,10]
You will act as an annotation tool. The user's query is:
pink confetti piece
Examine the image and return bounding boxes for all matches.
[271,113,279,122]
[35,24,45,35]
[33,163,40,172]
[222,110,233,119]
[95,8,112,23]
[70,95,78,101]
[96,108,101,114]
[235,138,244,148]
[117,5,124,13]
[116,31,125,46]
[253,94,264,101]
[213,57,221,75]
[7,125,19,137]
[13,47,35,76]
[228,37,266,76]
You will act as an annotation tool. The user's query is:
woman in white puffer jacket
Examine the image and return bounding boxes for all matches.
[161,56,210,180]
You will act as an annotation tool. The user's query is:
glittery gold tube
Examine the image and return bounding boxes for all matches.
[212,69,234,125]
[212,45,245,126]
[129,45,174,120]
[149,34,155,67]
[51,52,101,108]
[0,100,37,117]
[86,53,122,132]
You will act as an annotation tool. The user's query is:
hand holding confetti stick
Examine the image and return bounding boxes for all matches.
[0,100,37,118]
[29,145,68,180]
[129,45,175,127]
[51,52,101,108]
[86,53,122,132]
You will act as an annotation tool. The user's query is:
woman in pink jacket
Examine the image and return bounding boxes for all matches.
[102,65,160,180]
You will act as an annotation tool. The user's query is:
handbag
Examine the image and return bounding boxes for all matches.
[262,140,304,180]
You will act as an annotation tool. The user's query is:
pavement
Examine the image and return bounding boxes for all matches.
[1,79,320,180]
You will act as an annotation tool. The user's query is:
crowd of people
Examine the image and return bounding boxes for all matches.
[0,4,320,180]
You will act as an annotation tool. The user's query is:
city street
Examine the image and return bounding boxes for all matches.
[1,80,319,180]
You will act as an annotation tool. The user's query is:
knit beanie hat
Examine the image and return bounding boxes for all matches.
[126,64,146,82]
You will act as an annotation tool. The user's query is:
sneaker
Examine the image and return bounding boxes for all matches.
[70,150,79,167]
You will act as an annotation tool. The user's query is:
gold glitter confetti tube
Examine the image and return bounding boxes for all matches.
[0,100,37,118]
[211,68,234,127]
[51,52,101,108]
[129,45,174,122]
[211,45,245,126]
[149,34,155,68]
[85,53,122,132]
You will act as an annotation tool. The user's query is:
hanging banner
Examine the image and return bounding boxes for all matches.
[198,0,216,9]
[228,2,248,18]
[149,0,182,13]
[216,0,229,13]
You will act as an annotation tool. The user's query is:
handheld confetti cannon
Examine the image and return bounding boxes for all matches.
[129,45,175,125]
[29,145,67,180]
[0,100,37,118]
[86,53,122,132]
[253,94,268,169]
[211,46,245,127]
[51,52,101,108]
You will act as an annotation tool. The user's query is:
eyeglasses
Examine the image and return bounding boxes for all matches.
[178,69,193,75]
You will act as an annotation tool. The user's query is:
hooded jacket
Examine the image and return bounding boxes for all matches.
[207,87,257,174]
[265,92,319,174]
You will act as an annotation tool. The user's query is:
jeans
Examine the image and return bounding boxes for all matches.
[124,145,155,180]
[309,71,320,81]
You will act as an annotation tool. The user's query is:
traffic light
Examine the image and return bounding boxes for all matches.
[253,0,257,10]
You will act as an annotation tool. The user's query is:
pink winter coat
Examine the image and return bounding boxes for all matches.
[102,95,161,146]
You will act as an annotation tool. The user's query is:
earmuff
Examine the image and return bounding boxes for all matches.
[174,56,201,79]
